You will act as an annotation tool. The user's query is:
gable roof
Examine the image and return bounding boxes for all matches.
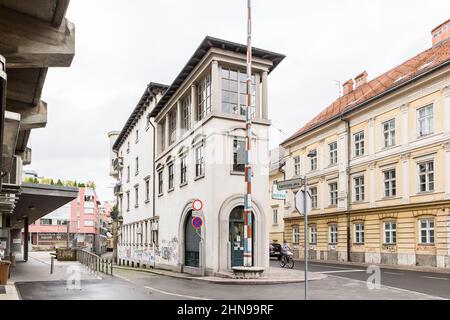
[283,38,450,145]
[149,35,286,118]
[112,82,169,152]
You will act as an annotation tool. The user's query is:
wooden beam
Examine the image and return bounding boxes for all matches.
[0,5,75,68]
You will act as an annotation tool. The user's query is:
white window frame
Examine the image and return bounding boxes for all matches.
[180,155,188,186]
[329,182,338,206]
[135,157,139,175]
[157,170,163,196]
[383,168,396,198]
[309,225,317,244]
[310,186,318,209]
[383,221,397,244]
[310,150,317,171]
[182,95,191,131]
[294,156,301,176]
[144,178,150,203]
[272,208,278,225]
[354,223,364,244]
[126,191,130,212]
[134,185,139,208]
[353,175,365,202]
[167,163,174,191]
[417,160,435,193]
[419,219,434,244]
[195,144,205,178]
[232,137,245,173]
[382,118,395,148]
[292,226,300,244]
[329,224,338,244]
[329,142,338,165]
[198,73,211,120]
[417,104,434,137]
[354,131,365,157]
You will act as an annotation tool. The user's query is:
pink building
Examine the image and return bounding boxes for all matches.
[24,187,107,253]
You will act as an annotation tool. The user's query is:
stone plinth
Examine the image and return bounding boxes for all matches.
[231,266,265,279]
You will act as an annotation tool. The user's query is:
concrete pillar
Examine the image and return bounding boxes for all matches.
[164,114,170,149]
[23,217,29,262]
[255,73,261,118]
[211,60,220,114]
[191,84,198,124]
[318,140,325,170]
[369,162,376,207]
[400,103,409,147]
[402,153,410,203]
[261,71,268,119]
[368,118,375,155]
[443,86,450,136]
[445,142,450,199]
[176,100,182,139]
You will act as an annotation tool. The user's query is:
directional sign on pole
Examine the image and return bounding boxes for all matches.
[277,178,304,191]
[295,189,312,215]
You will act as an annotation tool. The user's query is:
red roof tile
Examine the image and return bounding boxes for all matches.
[284,39,450,143]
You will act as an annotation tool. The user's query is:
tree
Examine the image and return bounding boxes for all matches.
[50,179,55,185]
[56,179,63,186]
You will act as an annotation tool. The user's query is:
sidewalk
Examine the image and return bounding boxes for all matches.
[113,264,326,284]
[1,251,99,300]
[294,258,450,274]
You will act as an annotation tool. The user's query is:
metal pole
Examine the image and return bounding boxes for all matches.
[243,0,253,267]
[303,175,308,300]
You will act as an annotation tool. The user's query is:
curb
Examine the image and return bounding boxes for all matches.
[293,259,450,274]
[113,265,326,285]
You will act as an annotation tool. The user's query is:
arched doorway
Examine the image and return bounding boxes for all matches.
[184,210,200,267]
[229,206,255,267]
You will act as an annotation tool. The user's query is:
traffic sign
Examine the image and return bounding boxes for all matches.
[192,216,203,229]
[192,199,203,211]
[295,189,311,215]
[277,178,304,190]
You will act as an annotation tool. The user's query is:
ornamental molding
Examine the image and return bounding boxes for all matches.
[412,209,437,218]
[378,212,398,220]
[399,103,409,113]
[401,152,411,161]
[441,85,450,97]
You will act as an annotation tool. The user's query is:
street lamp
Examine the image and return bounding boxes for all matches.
[303,149,316,300]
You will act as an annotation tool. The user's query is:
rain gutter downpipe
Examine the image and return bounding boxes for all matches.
[341,114,352,262]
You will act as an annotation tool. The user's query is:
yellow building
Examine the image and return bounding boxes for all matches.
[281,20,450,268]
[268,147,287,243]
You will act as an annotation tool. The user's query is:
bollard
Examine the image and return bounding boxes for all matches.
[50,256,54,274]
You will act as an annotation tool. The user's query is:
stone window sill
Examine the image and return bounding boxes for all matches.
[168,188,174,193]
[194,174,205,181]
[180,182,188,188]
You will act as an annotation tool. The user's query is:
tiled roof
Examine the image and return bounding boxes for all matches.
[284,38,450,144]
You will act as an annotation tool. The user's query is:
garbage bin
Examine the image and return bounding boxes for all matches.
[0,260,11,285]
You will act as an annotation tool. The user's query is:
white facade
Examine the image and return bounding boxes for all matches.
[110,37,284,274]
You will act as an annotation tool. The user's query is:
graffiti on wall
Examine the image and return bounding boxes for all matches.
[118,237,179,265]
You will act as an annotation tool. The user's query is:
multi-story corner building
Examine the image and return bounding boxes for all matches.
[281,20,450,268]
[25,186,106,254]
[268,147,287,243]
[108,83,168,267]
[110,36,284,274]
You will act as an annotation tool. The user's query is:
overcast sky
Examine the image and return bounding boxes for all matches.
[27,0,450,202]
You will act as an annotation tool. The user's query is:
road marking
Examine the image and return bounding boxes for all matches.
[144,286,212,300]
[384,272,404,276]
[423,276,448,281]
[319,269,365,274]
[309,264,357,270]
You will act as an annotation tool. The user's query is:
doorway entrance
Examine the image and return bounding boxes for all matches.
[184,210,200,267]
[229,206,254,267]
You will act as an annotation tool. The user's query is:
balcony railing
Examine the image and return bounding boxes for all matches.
[113,157,123,171]
[113,183,122,195]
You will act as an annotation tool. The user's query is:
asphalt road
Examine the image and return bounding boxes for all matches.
[14,266,444,300]
[270,259,450,299]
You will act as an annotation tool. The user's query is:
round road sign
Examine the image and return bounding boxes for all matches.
[192,199,203,211]
[191,216,203,229]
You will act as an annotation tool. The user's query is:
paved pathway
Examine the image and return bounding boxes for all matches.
[277,259,450,299]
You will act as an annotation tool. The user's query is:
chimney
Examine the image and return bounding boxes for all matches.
[431,19,450,46]
[343,79,354,95]
[354,71,368,88]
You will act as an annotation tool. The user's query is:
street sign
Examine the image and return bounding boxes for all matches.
[192,199,203,211]
[192,210,203,217]
[192,217,203,229]
[272,182,287,200]
[277,178,304,190]
[295,189,311,215]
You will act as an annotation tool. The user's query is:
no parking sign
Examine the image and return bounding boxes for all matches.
[191,216,203,229]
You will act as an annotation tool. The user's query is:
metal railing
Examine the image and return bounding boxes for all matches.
[76,249,113,275]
